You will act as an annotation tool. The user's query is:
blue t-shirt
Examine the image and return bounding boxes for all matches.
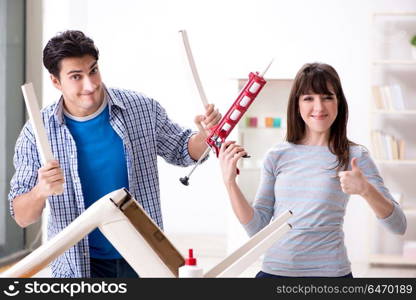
[64,102,129,259]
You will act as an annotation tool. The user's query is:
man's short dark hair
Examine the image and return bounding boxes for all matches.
[43,30,99,78]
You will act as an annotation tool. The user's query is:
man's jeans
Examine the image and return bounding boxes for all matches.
[90,257,139,278]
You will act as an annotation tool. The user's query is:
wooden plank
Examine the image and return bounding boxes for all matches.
[21,83,63,195]
[178,30,209,107]
[21,83,54,164]
[204,210,292,277]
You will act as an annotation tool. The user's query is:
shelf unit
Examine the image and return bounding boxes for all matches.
[226,78,293,253]
[369,12,416,267]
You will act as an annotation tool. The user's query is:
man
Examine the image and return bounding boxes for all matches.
[8,30,220,278]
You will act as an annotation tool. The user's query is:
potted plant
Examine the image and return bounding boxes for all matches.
[411,35,416,59]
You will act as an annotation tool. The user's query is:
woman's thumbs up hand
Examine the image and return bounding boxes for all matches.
[338,157,370,195]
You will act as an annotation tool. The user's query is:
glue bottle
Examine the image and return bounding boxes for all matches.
[178,248,203,278]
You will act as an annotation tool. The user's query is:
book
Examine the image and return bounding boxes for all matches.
[384,133,393,160]
[391,137,399,160]
[380,86,391,110]
[398,139,405,160]
[372,86,384,109]
[390,84,405,110]
[371,130,403,160]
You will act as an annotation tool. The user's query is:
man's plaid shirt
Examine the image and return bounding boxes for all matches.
[8,86,197,277]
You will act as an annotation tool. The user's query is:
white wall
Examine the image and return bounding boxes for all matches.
[40,0,416,262]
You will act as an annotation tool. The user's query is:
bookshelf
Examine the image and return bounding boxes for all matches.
[369,12,416,267]
[226,78,293,253]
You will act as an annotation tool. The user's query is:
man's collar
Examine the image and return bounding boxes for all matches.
[105,86,126,111]
[51,84,126,125]
[51,97,65,125]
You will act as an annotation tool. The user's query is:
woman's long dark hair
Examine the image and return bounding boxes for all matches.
[286,63,355,171]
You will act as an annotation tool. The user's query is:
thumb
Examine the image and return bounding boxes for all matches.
[351,157,359,171]
[194,115,207,135]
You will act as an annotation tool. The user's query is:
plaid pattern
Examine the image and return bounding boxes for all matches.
[8,87,197,277]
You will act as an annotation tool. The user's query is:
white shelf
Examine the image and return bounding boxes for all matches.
[369,254,416,267]
[374,160,416,165]
[372,60,416,65]
[239,127,284,131]
[373,12,416,17]
[230,76,293,81]
[240,167,260,171]
[371,110,416,115]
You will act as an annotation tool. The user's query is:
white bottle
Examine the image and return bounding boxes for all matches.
[178,248,203,278]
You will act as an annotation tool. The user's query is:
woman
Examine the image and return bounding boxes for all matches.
[219,63,406,278]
